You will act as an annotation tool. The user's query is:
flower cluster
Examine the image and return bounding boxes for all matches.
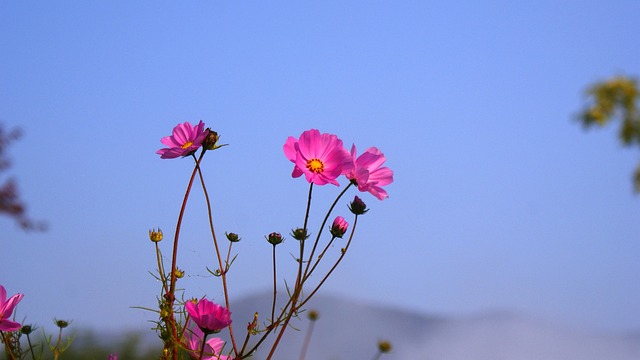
[284,129,393,199]
[152,122,394,359]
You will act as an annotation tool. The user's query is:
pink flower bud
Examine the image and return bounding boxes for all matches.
[330,216,349,238]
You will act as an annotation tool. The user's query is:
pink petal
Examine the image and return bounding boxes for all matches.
[0,286,6,305]
[0,319,22,332]
[283,136,298,162]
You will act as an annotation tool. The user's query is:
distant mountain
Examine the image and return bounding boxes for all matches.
[219,291,640,360]
[114,291,640,359]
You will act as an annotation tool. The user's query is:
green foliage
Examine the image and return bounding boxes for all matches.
[1,330,159,360]
[578,76,640,190]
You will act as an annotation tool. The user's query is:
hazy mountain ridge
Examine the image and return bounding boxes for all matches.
[226,292,640,360]
[87,292,640,359]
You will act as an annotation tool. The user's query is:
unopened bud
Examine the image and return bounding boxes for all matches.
[54,319,69,329]
[377,340,392,353]
[291,228,309,241]
[174,268,185,279]
[348,196,368,215]
[266,232,284,245]
[329,216,349,238]
[149,228,163,242]
[226,232,241,243]
[20,325,34,335]
[307,310,319,321]
[202,128,228,150]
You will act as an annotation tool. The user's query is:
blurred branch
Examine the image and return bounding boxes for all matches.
[0,123,46,231]
[577,75,640,191]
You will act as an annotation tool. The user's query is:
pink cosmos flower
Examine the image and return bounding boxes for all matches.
[346,145,393,200]
[0,285,24,331]
[156,120,209,159]
[108,354,118,360]
[330,216,349,238]
[185,298,232,334]
[184,325,230,360]
[283,129,353,186]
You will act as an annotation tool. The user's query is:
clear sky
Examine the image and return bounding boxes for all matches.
[1,1,639,335]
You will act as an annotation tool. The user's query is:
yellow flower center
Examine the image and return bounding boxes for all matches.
[306,158,324,173]
[181,141,194,149]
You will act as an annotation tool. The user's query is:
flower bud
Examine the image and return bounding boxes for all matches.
[307,310,319,321]
[329,216,349,238]
[291,228,309,241]
[202,129,219,150]
[174,268,185,279]
[226,232,241,243]
[54,319,69,329]
[202,128,228,150]
[20,325,34,335]
[149,228,163,242]
[348,196,368,215]
[377,340,392,353]
[266,232,284,245]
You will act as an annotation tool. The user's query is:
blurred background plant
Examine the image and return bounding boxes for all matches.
[0,124,45,231]
[578,75,640,190]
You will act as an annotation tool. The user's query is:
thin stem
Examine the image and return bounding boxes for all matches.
[1,331,16,360]
[155,243,169,294]
[299,215,358,309]
[296,183,314,288]
[302,183,352,281]
[265,183,314,359]
[198,332,209,360]
[26,333,36,360]
[303,235,337,283]
[166,151,205,359]
[298,319,316,360]
[53,327,62,360]
[270,244,277,322]
[193,155,239,355]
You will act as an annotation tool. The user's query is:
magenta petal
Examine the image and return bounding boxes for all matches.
[369,167,394,186]
[0,286,6,305]
[297,129,322,159]
[291,166,304,178]
[283,136,298,162]
[0,319,22,332]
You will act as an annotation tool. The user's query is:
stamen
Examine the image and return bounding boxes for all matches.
[306,159,324,173]
[181,141,194,149]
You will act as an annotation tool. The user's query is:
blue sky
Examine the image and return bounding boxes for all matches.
[1,1,639,335]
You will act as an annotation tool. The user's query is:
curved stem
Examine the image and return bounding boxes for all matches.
[303,235,337,283]
[194,156,239,355]
[166,151,205,359]
[302,183,352,281]
[299,215,358,309]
